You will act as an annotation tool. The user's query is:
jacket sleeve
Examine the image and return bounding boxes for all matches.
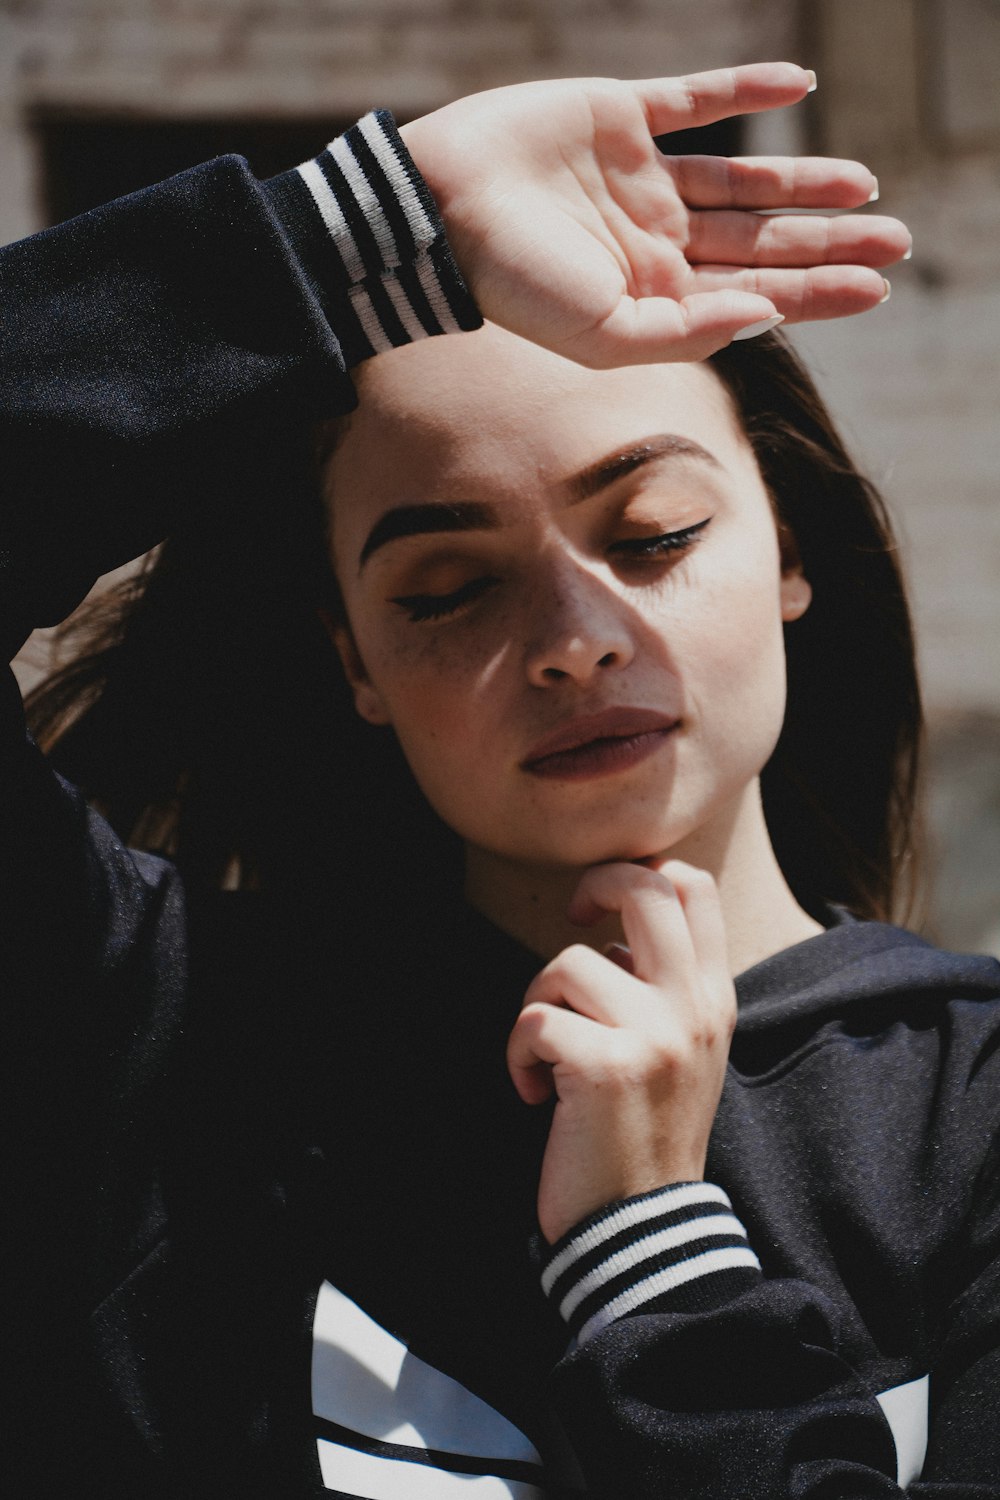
[541,1136,1000,1496]
[0,104,484,974]
[1,104,482,985]
[0,112,481,1488]
[0,109,481,659]
[1,103,482,1058]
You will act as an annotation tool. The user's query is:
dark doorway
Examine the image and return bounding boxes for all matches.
[32,115,355,227]
[33,109,744,229]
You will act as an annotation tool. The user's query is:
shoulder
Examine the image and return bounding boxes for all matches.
[732,915,1000,1090]
[737,913,1000,1018]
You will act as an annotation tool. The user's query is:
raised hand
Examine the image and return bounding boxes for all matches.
[506,861,736,1246]
[401,63,910,367]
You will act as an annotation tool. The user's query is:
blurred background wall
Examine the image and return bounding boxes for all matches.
[3,0,998,953]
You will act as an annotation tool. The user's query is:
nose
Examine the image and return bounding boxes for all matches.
[524,559,635,688]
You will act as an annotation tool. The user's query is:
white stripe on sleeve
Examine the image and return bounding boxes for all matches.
[297,158,366,282]
[577,1245,763,1345]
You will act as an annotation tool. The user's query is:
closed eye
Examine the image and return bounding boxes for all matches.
[390,518,711,622]
[390,574,499,622]
[609,517,712,562]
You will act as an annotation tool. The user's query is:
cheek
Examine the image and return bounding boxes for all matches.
[360,626,503,769]
[363,635,512,844]
[357,584,531,731]
[672,540,789,718]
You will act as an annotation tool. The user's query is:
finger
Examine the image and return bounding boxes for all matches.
[603,942,635,974]
[687,211,911,271]
[572,289,780,367]
[634,62,815,136]
[508,1056,553,1106]
[687,264,891,323]
[568,863,696,988]
[655,861,731,998]
[668,154,879,211]
[507,1001,607,1102]
[522,943,642,1028]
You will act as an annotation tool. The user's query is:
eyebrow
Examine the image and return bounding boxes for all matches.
[358,501,501,570]
[357,432,720,570]
[568,433,721,503]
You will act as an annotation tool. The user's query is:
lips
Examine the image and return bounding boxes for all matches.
[521,707,679,779]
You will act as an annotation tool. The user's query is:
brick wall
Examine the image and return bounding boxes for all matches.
[1,0,797,239]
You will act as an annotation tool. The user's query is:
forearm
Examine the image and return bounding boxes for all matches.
[541,1187,902,1497]
[541,1177,1000,1497]
[0,114,480,655]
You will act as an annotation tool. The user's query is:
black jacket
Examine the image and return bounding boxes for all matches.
[3,125,1000,1499]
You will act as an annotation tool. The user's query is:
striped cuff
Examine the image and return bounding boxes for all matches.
[540,1183,762,1346]
[266,110,482,366]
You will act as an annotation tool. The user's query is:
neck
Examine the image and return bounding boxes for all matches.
[463,782,823,977]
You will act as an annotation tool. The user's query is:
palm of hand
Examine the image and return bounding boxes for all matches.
[402,68,909,365]
[415,83,705,357]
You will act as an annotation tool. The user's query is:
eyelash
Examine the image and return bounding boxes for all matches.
[392,574,499,623]
[390,518,711,623]
[608,517,711,562]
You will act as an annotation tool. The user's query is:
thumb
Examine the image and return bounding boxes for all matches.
[576,292,782,366]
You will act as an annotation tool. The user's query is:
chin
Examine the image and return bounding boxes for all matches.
[508,818,691,872]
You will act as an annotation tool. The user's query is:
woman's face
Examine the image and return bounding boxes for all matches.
[325,326,809,872]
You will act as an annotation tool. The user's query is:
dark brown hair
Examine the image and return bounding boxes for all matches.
[710,336,922,923]
[25,332,922,921]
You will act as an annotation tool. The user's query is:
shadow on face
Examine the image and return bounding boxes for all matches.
[314,325,810,875]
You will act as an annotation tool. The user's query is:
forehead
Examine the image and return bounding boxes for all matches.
[326,324,747,510]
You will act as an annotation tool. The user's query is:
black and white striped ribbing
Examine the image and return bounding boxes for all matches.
[266,110,482,367]
[540,1183,762,1345]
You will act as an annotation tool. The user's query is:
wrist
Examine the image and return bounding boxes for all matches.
[264,111,481,366]
[541,1160,709,1249]
[539,1181,762,1345]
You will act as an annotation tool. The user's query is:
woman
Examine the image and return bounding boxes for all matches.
[5,62,994,1499]
[305,320,1000,1500]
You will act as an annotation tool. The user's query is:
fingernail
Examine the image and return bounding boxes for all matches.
[879,279,892,304]
[603,942,635,974]
[902,244,913,261]
[731,313,785,342]
[867,181,880,203]
[754,206,827,217]
[805,70,818,93]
